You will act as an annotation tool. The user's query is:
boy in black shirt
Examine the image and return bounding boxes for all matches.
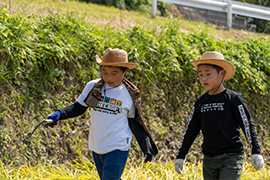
[175,51,264,180]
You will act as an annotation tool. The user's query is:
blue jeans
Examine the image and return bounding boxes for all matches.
[92,150,129,180]
[203,153,244,180]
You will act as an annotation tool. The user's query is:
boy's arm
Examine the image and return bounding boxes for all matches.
[58,79,99,120]
[176,106,201,159]
[128,115,158,157]
[47,102,88,125]
[58,102,88,120]
[233,95,261,154]
[233,95,264,170]
[48,80,96,124]
[175,106,201,175]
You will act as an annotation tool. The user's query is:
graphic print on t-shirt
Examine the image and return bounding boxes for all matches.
[200,102,225,113]
[94,95,123,115]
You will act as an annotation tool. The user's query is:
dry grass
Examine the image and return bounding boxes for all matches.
[0,158,269,179]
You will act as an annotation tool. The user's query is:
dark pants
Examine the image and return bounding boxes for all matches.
[203,153,244,180]
[92,150,129,180]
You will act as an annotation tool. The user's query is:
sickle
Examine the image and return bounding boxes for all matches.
[28,119,53,138]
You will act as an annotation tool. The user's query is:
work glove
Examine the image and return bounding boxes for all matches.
[47,110,61,126]
[251,154,264,171]
[175,159,184,174]
[144,153,153,163]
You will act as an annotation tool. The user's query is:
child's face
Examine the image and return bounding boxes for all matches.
[101,66,128,87]
[198,65,225,94]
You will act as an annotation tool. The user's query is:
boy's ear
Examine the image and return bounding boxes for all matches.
[221,69,226,78]
[124,68,129,74]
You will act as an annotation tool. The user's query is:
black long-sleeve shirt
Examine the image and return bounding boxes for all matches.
[177,89,261,159]
[58,102,88,120]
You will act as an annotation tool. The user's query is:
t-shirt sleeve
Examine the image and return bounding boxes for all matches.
[77,80,98,107]
[233,94,261,154]
[128,102,135,118]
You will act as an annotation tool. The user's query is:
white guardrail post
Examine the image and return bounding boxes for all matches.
[226,0,232,30]
[152,0,157,18]
[151,0,270,30]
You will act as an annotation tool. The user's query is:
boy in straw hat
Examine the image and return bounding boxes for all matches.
[47,48,158,180]
[174,51,264,179]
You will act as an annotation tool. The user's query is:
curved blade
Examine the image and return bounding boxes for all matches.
[28,119,53,138]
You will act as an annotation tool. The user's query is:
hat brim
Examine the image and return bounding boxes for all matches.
[190,59,235,80]
[96,55,138,69]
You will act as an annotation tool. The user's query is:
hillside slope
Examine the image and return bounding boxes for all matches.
[0,0,269,166]
[1,0,269,41]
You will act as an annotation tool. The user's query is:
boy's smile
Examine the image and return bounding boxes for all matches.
[101,66,128,88]
[198,65,225,95]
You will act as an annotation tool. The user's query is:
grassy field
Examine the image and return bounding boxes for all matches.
[1,158,269,179]
[0,0,270,179]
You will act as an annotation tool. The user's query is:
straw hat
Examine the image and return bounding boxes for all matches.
[96,48,138,69]
[190,51,235,80]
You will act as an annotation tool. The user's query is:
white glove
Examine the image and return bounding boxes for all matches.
[175,159,184,174]
[251,154,264,171]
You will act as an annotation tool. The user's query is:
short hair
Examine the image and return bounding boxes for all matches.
[101,65,128,73]
[198,63,224,73]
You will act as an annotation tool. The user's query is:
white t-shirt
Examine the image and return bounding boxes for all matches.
[77,79,135,154]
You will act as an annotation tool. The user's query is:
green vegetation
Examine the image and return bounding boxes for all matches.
[0,0,270,179]
[1,0,267,40]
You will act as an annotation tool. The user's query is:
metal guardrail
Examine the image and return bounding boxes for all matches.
[152,0,270,30]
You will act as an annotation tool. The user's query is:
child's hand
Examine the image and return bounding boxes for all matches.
[47,110,61,126]
[251,154,264,171]
[175,159,184,174]
[144,153,153,163]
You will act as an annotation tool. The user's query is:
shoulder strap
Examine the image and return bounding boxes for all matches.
[83,79,104,107]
